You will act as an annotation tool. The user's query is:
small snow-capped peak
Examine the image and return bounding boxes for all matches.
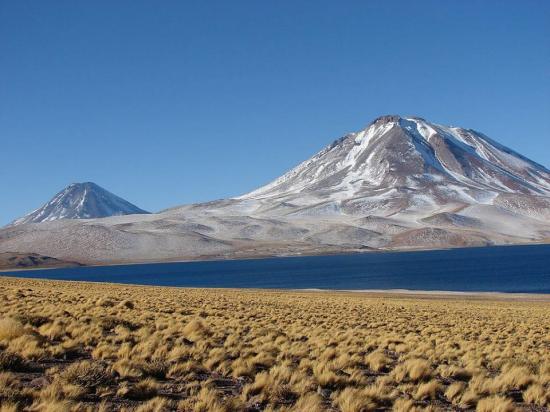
[10,182,150,226]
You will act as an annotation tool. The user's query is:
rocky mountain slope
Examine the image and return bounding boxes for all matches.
[241,115,549,204]
[10,182,149,226]
[1,115,549,264]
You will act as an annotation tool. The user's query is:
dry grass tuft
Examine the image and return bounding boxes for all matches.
[523,383,549,406]
[0,318,25,342]
[117,378,159,400]
[475,395,515,412]
[57,360,113,390]
[135,397,174,412]
[494,364,535,391]
[0,351,29,372]
[444,381,465,403]
[414,379,442,400]
[0,372,23,402]
[365,350,390,372]
[332,387,377,412]
[392,398,417,411]
[393,358,432,383]
[293,392,325,411]
[0,403,19,412]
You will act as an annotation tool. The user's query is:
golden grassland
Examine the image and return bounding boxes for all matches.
[0,277,548,411]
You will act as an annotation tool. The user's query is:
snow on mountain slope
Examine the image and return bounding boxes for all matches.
[10,182,149,226]
[1,115,549,264]
[240,115,550,203]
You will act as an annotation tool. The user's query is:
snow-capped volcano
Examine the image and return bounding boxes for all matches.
[238,115,550,217]
[10,182,149,226]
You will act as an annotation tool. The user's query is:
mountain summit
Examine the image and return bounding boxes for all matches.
[240,115,550,212]
[11,182,149,226]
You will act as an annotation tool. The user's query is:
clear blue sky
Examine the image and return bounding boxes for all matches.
[1,0,549,225]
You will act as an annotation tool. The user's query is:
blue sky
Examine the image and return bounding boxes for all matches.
[1,0,549,225]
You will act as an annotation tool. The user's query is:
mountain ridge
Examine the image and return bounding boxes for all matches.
[2,114,549,265]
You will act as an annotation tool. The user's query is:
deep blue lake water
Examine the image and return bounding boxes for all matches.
[1,244,550,293]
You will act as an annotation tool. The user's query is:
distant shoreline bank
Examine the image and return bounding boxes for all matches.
[2,241,549,272]
[1,243,549,295]
[1,275,549,301]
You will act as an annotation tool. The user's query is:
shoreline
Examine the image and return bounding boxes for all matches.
[1,241,549,273]
[304,288,550,301]
[1,275,548,301]
[1,243,548,298]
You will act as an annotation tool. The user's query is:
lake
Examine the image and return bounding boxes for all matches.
[1,244,549,293]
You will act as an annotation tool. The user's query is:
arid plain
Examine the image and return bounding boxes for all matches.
[0,277,548,411]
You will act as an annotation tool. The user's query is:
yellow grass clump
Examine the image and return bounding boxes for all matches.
[0,318,25,342]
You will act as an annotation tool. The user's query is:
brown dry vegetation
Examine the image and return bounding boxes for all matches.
[0,277,548,411]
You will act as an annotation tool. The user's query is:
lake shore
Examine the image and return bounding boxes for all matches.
[1,244,549,294]
[3,274,550,300]
[2,241,549,272]
[302,288,550,301]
